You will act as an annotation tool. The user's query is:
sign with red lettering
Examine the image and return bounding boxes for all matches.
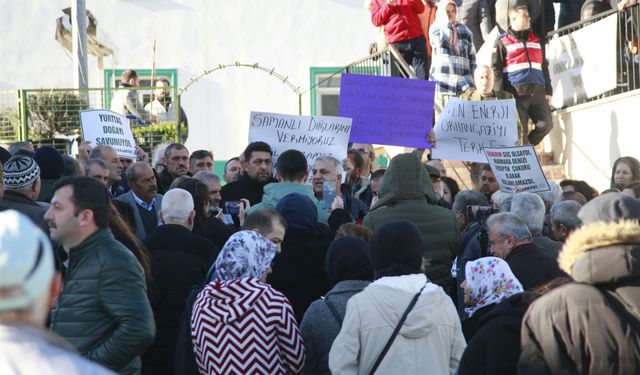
[484,145,550,193]
[431,98,518,163]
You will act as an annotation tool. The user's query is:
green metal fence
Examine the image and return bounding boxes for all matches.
[0,86,182,155]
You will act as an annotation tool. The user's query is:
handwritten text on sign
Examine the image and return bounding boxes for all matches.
[80,110,136,159]
[432,98,518,163]
[248,111,352,183]
[484,145,550,193]
[338,73,435,148]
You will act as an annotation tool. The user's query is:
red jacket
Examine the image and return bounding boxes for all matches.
[371,0,425,44]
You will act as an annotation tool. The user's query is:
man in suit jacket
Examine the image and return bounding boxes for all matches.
[115,162,163,241]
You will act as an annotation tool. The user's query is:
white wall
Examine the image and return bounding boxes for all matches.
[0,0,376,159]
[552,90,640,192]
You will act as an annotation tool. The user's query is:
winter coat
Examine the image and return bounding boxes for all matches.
[519,220,640,374]
[505,242,566,290]
[329,274,466,375]
[370,0,426,44]
[110,84,154,122]
[141,224,217,375]
[49,229,156,375]
[458,293,532,375]
[267,226,333,323]
[191,277,305,375]
[221,173,277,206]
[248,181,330,224]
[531,233,562,259]
[0,190,49,233]
[300,280,371,375]
[364,153,460,286]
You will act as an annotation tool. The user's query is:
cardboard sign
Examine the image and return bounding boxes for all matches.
[547,14,617,108]
[248,111,352,182]
[432,97,518,163]
[338,73,435,148]
[80,110,136,159]
[484,145,550,193]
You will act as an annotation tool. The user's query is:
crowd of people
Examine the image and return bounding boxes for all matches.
[0,2,639,374]
[0,131,639,374]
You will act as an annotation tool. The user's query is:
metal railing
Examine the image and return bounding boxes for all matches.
[345,44,417,79]
[547,4,640,108]
[0,86,182,154]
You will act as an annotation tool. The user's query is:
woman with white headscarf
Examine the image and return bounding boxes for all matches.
[190,231,305,375]
[458,256,533,375]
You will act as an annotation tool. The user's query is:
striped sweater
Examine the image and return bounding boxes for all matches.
[191,277,305,375]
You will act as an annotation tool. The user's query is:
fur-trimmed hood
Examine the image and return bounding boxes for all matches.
[558,220,640,284]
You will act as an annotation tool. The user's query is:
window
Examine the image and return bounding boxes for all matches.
[309,67,343,116]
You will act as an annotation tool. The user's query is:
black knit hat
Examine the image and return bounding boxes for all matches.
[34,146,64,180]
[3,155,40,189]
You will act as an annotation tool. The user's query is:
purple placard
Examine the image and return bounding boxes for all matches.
[338,74,435,148]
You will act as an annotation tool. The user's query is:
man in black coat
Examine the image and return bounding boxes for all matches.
[486,212,565,290]
[141,188,218,375]
[221,141,277,207]
[269,192,333,323]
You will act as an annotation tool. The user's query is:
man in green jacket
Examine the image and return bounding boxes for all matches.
[364,152,460,291]
[46,176,155,375]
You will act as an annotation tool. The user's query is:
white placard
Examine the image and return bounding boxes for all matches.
[248,111,352,183]
[80,110,136,159]
[484,145,550,193]
[476,27,500,66]
[432,97,518,163]
[547,14,617,108]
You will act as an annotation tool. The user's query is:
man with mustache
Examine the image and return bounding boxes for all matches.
[115,162,163,240]
[157,143,190,194]
[221,141,276,207]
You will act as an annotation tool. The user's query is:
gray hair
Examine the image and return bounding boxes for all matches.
[491,191,513,211]
[83,158,107,174]
[193,171,221,184]
[510,192,546,234]
[487,212,532,243]
[8,141,33,155]
[452,190,489,215]
[536,181,562,205]
[551,200,582,230]
[161,188,194,222]
[88,145,114,161]
[314,155,343,175]
[152,142,171,166]
[125,162,151,182]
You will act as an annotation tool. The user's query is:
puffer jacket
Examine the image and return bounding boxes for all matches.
[518,220,640,374]
[49,229,156,375]
[329,274,466,374]
[364,153,460,285]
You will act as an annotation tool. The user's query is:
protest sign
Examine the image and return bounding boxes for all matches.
[338,73,435,148]
[484,145,550,193]
[547,14,617,108]
[431,97,518,163]
[80,110,136,159]
[248,111,352,183]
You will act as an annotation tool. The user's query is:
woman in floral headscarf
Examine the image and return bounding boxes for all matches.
[190,231,305,375]
[458,256,535,375]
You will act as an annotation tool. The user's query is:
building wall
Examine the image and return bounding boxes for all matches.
[551,89,640,192]
[0,0,376,159]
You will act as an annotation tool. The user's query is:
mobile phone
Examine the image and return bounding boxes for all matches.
[322,180,337,210]
[223,201,242,215]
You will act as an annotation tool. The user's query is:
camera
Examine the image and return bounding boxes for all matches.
[465,205,499,228]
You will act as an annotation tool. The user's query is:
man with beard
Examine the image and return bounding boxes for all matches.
[115,162,163,240]
[478,164,500,202]
[221,142,276,207]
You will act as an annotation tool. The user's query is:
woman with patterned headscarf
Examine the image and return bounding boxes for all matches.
[190,231,305,375]
[458,256,533,375]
